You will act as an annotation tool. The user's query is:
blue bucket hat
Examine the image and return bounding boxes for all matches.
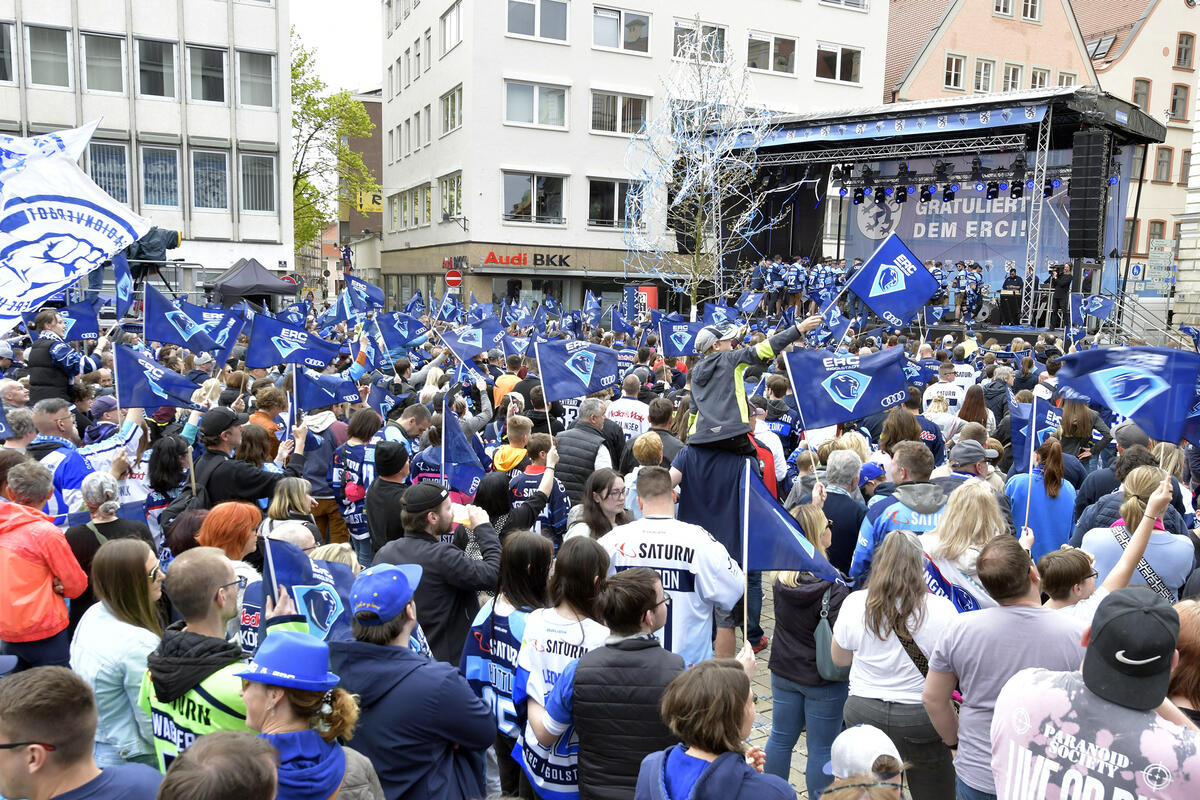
[236,631,340,691]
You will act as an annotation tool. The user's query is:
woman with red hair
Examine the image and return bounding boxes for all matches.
[197,501,262,640]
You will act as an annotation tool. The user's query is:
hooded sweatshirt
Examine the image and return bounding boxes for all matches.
[264,730,346,800]
[328,639,494,800]
[634,747,794,800]
[849,482,948,586]
[492,444,530,474]
[137,622,248,772]
[302,410,343,497]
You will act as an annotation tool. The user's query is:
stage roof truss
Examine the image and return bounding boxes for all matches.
[753,134,1030,167]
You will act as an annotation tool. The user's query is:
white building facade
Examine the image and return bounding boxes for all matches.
[0,0,294,290]
[379,0,887,310]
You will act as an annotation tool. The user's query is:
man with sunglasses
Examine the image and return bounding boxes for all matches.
[0,667,162,800]
[138,547,251,773]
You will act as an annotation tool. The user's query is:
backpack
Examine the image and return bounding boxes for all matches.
[159,455,221,536]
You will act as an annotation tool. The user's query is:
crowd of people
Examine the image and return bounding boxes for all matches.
[1,293,1199,800]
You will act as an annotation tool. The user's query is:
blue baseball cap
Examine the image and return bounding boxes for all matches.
[859,462,886,488]
[350,563,423,625]
[236,631,340,691]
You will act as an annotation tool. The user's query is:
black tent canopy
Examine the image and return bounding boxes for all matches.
[207,258,298,308]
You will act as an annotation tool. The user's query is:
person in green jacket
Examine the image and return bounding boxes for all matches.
[138,546,250,772]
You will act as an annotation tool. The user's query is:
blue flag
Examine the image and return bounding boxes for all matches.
[24,300,100,342]
[1070,293,1115,322]
[404,290,425,316]
[543,295,562,317]
[1181,325,1200,352]
[782,347,908,428]
[1009,394,1063,471]
[376,312,429,353]
[258,538,357,647]
[144,284,220,351]
[622,286,638,320]
[112,252,134,319]
[279,301,311,327]
[502,334,531,358]
[114,344,200,409]
[609,308,636,337]
[351,328,389,372]
[344,273,384,311]
[902,358,939,386]
[1056,346,1200,443]
[583,290,602,327]
[563,310,583,338]
[435,292,461,323]
[532,303,548,333]
[845,233,938,327]
[735,291,764,314]
[440,318,505,361]
[659,321,706,357]
[245,314,339,369]
[191,305,244,366]
[741,462,841,581]
[923,306,948,325]
[703,302,738,325]
[441,394,485,496]
[367,383,406,418]
[536,339,620,402]
[293,368,340,411]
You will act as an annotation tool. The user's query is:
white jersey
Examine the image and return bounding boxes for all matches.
[952,362,977,391]
[605,397,650,441]
[598,516,744,667]
[514,608,609,800]
[923,380,966,413]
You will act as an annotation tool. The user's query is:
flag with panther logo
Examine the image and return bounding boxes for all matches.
[114,344,201,409]
[845,233,938,328]
[535,339,620,402]
[660,321,706,357]
[782,347,908,429]
[1057,346,1200,443]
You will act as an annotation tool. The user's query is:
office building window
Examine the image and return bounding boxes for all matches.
[588,178,639,226]
[0,24,13,83]
[424,103,432,143]
[508,0,568,40]
[400,193,408,228]
[27,27,71,88]
[593,7,649,52]
[1133,78,1150,111]
[505,81,567,128]
[1021,0,1040,21]
[994,0,1012,14]
[239,52,274,107]
[503,171,564,223]
[83,34,124,93]
[389,194,399,232]
[1148,220,1165,243]
[142,146,180,207]
[394,57,402,94]
[673,20,725,62]
[188,46,226,103]
[1171,84,1189,120]
[1030,67,1049,89]
[590,91,646,134]
[816,43,862,83]
[747,32,796,74]
[423,184,432,223]
[241,154,276,213]
[192,150,229,210]
[89,143,128,204]
[1057,71,1076,87]
[1181,149,1192,184]
[441,2,462,53]
[820,0,867,7]
[974,59,994,93]
[413,37,421,76]
[1155,147,1173,182]
[403,49,410,86]
[441,85,462,133]
[404,119,410,154]
[388,65,394,95]
[1178,33,1194,68]
[138,40,176,98]
[1132,146,1145,179]
[1002,63,1022,91]
[409,187,421,227]
[440,173,462,217]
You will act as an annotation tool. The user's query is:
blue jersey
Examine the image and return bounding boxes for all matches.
[330,441,376,541]
[784,263,805,293]
[460,598,530,739]
[850,488,947,585]
[510,469,570,536]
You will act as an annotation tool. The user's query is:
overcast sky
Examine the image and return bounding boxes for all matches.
[291,0,382,94]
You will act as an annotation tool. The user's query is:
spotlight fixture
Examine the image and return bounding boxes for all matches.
[1108,175,1119,186]
[883,186,894,196]
[1043,179,1053,198]
[920,185,933,203]
[975,181,986,192]
[839,187,849,197]
[864,186,873,196]
[875,190,887,205]
[896,185,908,203]
[1052,178,1062,189]
[943,185,957,202]
[970,156,985,182]
[1010,181,1024,199]
[999,181,1009,191]
[985,181,999,200]
[1025,179,1036,190]
[830,166,844,182]
[853,187,865,205]
[934,160,951,182]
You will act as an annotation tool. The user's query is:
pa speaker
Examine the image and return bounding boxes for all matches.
[1068,130,1111,260]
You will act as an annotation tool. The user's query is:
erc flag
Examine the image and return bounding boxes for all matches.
[535,339,620,402]
[367,383,407,419]
[23,300,100,341]
[1009,393,1063,471]
[404,290,425,316]
[660,321,706,358]
[435,292,462,323]
[845,233,938,328]
[345,273,385,311]
[293,368,340,411]
[256,538,357,651]
[192,305,245,365]
[0,122,151,334]
[245,314,339,369]
[1056,346,1200,443]
[144,284,220,352]
[923,306,948,326]
[609,308,636,337]
[703,302,738,325]
[441,394,485,496]
[440,317,505,361]
[741,462,841,582]
[279,300,311,327]
[376,312,429,353]
[114,344,200,409]
[1070,293,1115,322]
[1181,325,1200,352]
[783,347,908,429]
[112,252,134,319]
[735,291,764,315]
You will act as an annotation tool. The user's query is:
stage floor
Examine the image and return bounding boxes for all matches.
[922,322,1055,347]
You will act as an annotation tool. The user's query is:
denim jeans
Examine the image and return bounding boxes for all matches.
[764,673,848,796]
[956,777,997,800]
[0,628,70,671]
[352,536,373,569]
[747,571,764,642]
[842,695,956,800]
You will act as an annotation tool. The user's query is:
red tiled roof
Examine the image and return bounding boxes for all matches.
[884,0,957,102]
[1069,0,1157,68]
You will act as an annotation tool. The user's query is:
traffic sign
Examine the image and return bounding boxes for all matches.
[446,269,462,287]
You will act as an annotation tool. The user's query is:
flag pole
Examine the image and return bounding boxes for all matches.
[782,351,810,449]
[741,461,750,641]
[533,339,549,422]
[440,392,447,489]
[1024,395,1037,529]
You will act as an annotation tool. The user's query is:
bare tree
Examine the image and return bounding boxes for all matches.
[624,17,788,313]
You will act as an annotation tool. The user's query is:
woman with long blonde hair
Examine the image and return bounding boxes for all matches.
[920,479,1004,611]
[830,531,959,800]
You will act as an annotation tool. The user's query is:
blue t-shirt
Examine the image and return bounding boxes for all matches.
[664,746,711,800]
[53,764,162,800]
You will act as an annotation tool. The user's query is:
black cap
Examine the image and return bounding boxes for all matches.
[401,482,449,513]
[199,407,249,438]
[375,441,409,477]
[1082,587,1179,711]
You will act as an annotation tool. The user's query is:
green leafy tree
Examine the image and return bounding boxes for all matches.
[291,30,377,253]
